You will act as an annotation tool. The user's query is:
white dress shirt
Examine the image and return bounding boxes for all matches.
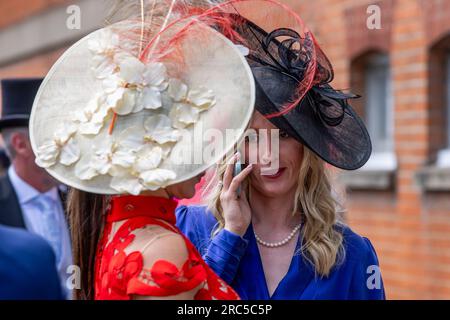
[8,166,73,299]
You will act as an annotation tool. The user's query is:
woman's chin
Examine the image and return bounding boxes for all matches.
[255,180,293,197]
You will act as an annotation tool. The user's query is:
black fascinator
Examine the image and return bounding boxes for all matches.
[221,9,372,170]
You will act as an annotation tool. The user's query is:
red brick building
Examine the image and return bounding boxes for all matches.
[1,0,450,299]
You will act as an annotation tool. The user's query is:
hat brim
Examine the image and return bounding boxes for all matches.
[30,21,255,194]
[254,74,372,170]
[0,115,29,131]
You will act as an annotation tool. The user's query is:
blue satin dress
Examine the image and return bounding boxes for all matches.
[176,205,386,300]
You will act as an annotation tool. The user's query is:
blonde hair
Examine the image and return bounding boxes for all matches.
[207,146,346,277]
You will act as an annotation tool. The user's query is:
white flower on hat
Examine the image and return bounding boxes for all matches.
[88,29,142,80]
[74,136,136,181]
[110,174,143,195]
[109,145,176,195]
[143,114,180,144]
[88,29,123,79]
[133,145,164,172]
[75,56,170,136]
[139,62,169,111]
[108,143,176,195]
[73,124,177,194]
[73,94,111,135]
[139,168,177,191]
[169,103,200,129]
[108,161,176,195]
[105,128,166,174]
[167,78,215,128]
[106,117,177,194]
[35,122,80,168]
[102,74,135,116]
[100,58,168,116]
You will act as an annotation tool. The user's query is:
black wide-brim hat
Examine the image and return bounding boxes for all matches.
[0,78,43,131]
[221,12,372,170]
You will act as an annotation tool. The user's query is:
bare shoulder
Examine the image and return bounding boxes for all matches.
[129,224,189,268]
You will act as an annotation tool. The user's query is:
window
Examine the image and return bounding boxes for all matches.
[356,52,396,171]
[447,53,450,147]
[436,52,450,167]
[342,52,396,188]
[365,55,391,152]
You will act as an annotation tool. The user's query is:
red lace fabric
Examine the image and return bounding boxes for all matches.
[94,195,239,300]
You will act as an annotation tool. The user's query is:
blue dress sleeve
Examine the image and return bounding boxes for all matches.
[176,205,248,284]
[348,237,386,300]
[203,228,248,283]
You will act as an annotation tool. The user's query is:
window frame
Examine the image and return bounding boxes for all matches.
[436,52,450,168]
[360,53,396,172]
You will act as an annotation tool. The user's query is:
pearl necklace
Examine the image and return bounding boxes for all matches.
[254,224,302,248]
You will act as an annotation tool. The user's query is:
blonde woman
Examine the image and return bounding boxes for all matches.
[176,11,385,300]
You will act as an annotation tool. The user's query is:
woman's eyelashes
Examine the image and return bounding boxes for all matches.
[245,129,290,144]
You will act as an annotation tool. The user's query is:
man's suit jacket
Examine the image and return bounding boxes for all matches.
[0,173,68,229]
[0,174,26,228]
[0,224,63,299]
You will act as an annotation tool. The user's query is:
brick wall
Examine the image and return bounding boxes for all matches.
[0,0,68,28]
[1,0,450,299]
[285,0,450,299]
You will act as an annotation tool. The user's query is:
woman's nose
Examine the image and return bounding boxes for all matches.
[261,151,272,165]
[259,130,272,165]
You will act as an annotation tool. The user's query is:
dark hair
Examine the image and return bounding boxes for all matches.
[67,188,109,300]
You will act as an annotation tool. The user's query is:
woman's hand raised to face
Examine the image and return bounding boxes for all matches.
[220,153,253,237]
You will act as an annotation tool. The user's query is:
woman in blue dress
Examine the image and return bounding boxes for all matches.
[176,4,385,300]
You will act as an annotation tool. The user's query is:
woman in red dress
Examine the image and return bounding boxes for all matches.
[29,0,255,299]
[92,179,241,300]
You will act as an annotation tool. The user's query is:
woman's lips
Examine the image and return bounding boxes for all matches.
[261,167,286,179]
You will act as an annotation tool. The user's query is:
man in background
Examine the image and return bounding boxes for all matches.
[0,78,72,299]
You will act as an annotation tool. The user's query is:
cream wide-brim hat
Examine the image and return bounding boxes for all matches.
[30,20,255,195]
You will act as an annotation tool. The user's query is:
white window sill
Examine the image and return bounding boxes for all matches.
[358,152,397,171]
[436,149,450,168]
[337,152,397,190]
[416,149,450,191]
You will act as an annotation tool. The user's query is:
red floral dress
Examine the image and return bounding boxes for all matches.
[94,195,239,300]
